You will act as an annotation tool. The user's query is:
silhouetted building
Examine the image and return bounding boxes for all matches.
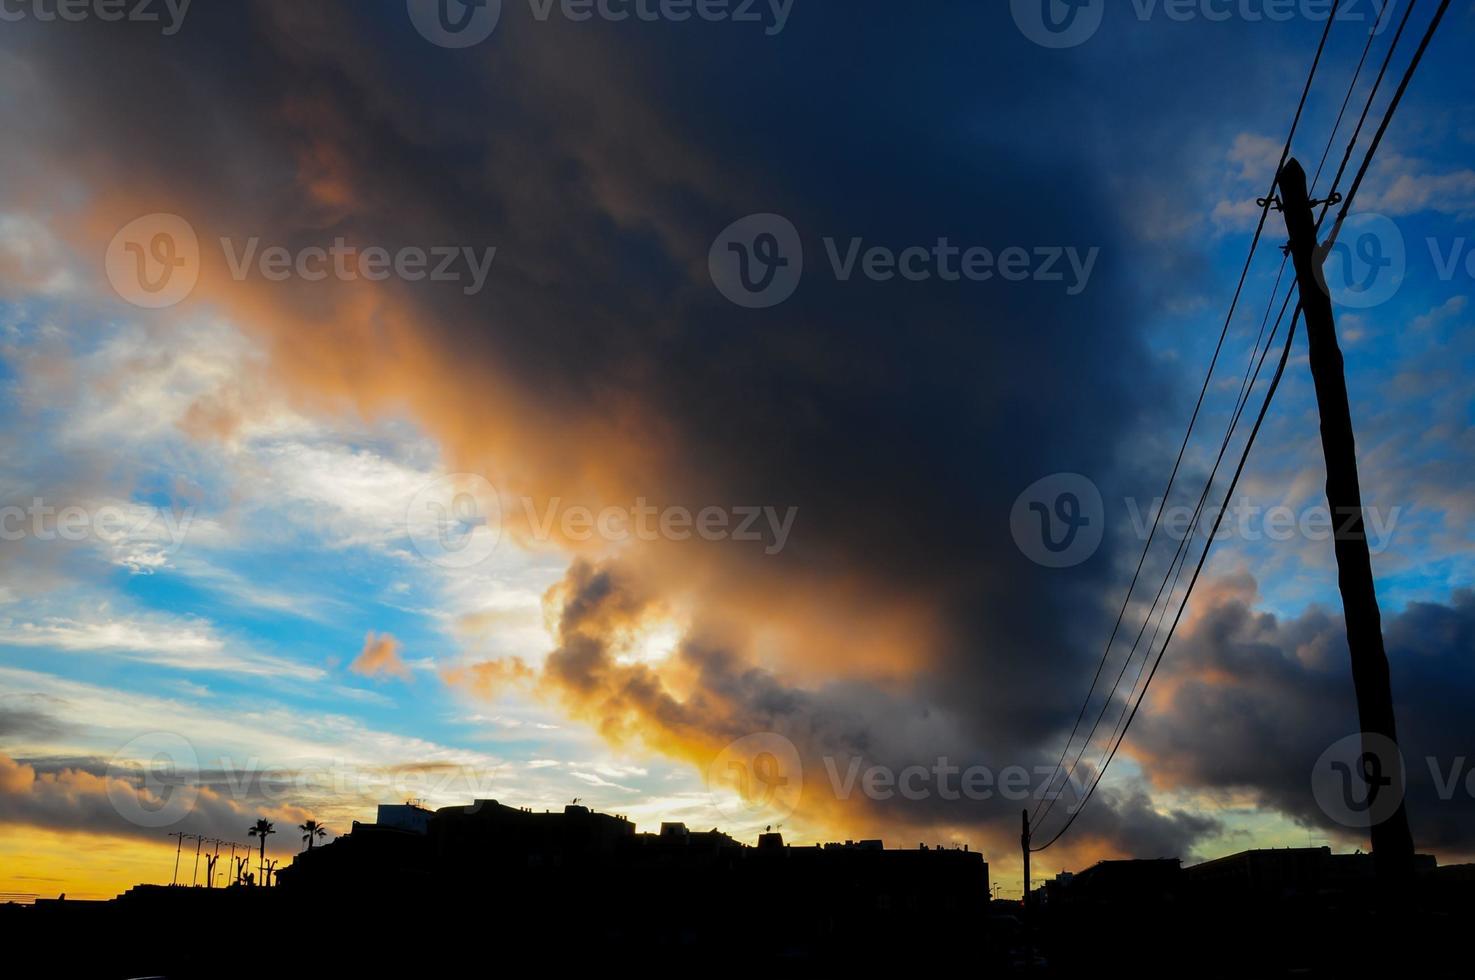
[1184,845,1438,901]
[271,797,989,964]
[1038,846,1465,976]
[1040,869,1073,907]
[374,801,433,834]
[1066,857,1182,905]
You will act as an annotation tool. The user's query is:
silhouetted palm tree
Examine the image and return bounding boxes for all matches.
[248,819,275,885]
[299,819,327,852]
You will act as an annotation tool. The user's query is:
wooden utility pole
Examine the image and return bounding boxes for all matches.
[1277,158,1415,880]
[168,831,186,886]
[1020,810,1032,950]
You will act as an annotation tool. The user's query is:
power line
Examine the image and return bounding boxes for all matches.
[1316,0,1421,231]
[1096,286,1299,789]
[1325,0,1452,250]
[1059,286,1298,851]
[1309,0,1392,192]
[1033,302,1302,853]
[1073,154,1327,844]
[1031,0,1345,832]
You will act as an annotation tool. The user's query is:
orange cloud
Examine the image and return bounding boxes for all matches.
[351,631,411,681]
[441,656,535,699]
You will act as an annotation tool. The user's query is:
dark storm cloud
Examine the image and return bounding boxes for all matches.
[1132,581,1475,857]
[0,694,77,743]
[0,752,314,850]
[0,706,64,740]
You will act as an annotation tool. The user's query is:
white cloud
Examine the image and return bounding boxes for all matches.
[1226,132,1281,184]
[1364,155,1475,218]
[0,212,78,296]
[1410,295,1467,332]
[1208,133,1281,235]
[0,610,321,680]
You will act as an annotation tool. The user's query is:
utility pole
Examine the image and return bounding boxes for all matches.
[204,839,223,888]
[1276,158,1416,881]
[190,834,203,887]
[168,831,187,886]
[1020,810,1032,958]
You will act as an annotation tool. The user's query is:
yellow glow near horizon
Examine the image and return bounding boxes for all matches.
[0,827,181,902]
[0,827,298,901]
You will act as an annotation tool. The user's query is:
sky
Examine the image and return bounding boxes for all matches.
[1,0,1474,900]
